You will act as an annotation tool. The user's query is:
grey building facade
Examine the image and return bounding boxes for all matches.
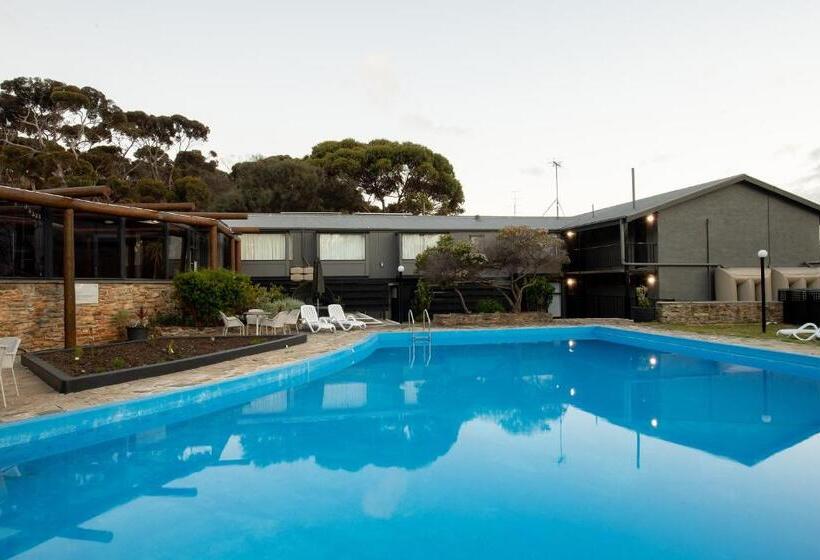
[226,174,820,319]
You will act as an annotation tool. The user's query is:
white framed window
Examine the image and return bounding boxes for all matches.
[319,233,366,260]
[240,233,288,260]
[401,233,442,260]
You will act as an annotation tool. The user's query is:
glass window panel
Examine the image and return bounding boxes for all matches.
[241,234,287,260]
[401,233,442,260]
[319,234,366,261]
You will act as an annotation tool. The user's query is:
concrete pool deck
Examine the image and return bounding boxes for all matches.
[2,321,819,424]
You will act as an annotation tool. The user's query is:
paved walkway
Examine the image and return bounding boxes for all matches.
[1,322,818,424]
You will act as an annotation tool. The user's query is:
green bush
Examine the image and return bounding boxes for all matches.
[412,279,433,315]
[260,297,305,315]
[173,268,258,326]
[523,277,555,312]
[476,298,505,313]
[254,284,286,310]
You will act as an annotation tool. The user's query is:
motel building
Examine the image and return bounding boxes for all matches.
[2,174,820,350]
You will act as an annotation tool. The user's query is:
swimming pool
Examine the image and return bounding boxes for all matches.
[1,326,819,559]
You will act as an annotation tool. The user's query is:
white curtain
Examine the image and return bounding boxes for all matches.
[319,233,366,260]
[241,234,287,260]
[401,234,442,260]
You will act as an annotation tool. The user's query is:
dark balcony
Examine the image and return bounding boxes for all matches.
[567,243,621,271]
[627,242,657,263]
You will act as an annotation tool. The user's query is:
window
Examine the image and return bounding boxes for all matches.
[319,233,366,260]
[401,233,442,260]
[241,233,288,260]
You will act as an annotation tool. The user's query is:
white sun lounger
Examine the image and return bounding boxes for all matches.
[327,304,367,331]
[776,322,820,341]
[300,305,336,333]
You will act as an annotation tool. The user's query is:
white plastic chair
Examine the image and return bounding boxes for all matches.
[776,322,820,341]
[245,309,266,335]
[219,311,246,336]
[0,337,21,408]
[260,311,291,335]
[327,304,367,331]
[299,305,336,333]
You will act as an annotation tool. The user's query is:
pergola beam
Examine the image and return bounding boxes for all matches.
[0,185,234,236]
[41,185,112,199]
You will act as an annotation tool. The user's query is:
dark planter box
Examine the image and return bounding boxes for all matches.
[126,326,149,341]
[22,334,307,394]
[631,306,656,323]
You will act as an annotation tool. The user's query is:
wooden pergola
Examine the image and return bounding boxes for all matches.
[0,185,243,348]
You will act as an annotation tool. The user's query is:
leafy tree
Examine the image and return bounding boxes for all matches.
[415,235,486,313]
[309,138,465,215]
[227,155,368,213]
[482,227,569,313]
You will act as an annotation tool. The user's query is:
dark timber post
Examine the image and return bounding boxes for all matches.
[64,208,76,348]
[118,217,127,279]
[209,226,219,270]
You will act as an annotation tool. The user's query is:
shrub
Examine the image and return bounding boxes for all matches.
[477,298,505,313]
[254,284,286,310]
[173,268,258,326]
[412,279,433,315]
[261,297,304,315]
[635,285,652,309]
[524,277,556,312]
[111,356,126,370]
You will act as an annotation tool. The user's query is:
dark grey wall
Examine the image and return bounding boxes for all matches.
[656,182,820,300]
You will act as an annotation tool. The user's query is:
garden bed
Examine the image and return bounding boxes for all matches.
[22,334,307,393]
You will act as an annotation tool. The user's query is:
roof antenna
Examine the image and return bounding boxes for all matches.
[592,203,595,217]
[543,159,563,218]
[631,167,636,209]
[512,190,519,216]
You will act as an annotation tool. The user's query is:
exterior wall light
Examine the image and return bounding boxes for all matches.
[566,278,576,287]
[647,274,656,286]
[566,230,575,239]
[645,214,655,225]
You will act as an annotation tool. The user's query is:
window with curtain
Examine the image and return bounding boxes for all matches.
[401,233,442,260]
[241,233,288,260]
[319,233,366,260]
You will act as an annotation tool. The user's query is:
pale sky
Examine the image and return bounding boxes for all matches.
[3,0,820,215]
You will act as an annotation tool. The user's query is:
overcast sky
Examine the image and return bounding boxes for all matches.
[4,0,820,215]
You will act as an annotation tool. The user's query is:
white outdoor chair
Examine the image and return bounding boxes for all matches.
[776,322,820,341]
[260,311,291,335]
[219,311,246,336]
[0,337,21,408]
[299,305,336,333]
[327,304,367,331]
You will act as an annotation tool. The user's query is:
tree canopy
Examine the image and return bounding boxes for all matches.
[308,139,465,214]
[415,235,487,313]
[1,77,467,214]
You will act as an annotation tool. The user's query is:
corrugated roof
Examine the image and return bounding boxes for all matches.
[225,174,820,232]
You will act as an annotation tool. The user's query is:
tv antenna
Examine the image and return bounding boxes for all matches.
[543,159,564,218]
[512,190,519,216]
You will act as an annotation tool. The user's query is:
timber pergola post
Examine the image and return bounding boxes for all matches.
[209,225,219,269]
[64,208,76,348]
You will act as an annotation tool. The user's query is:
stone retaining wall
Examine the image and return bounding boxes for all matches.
[656,301,783,324]
[435,312,553,327]
[0,281,175,351]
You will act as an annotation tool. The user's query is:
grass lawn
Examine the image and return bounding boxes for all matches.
[643,322,804,344]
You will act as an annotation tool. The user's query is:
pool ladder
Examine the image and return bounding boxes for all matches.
[408,309,432,367]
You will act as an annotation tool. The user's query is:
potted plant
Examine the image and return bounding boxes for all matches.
[631,285,655,323]
[126,307,151,341]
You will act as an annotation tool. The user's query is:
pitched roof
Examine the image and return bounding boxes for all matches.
[226,174,820,232]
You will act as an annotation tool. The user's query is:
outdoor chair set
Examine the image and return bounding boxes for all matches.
[219,305,370,336]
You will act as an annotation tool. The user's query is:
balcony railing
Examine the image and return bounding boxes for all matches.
[627,242,657,263]
[567,243,621,270]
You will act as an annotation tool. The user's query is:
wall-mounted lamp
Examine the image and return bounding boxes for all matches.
[566,278,576,288]
[645,214,655,225]
[647,274,656,286]
[566,230,576,239]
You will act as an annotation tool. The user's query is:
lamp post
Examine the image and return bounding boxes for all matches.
[397,264,405,324]
[758,249,768,333]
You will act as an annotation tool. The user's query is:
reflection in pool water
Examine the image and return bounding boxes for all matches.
[1,336,819,559]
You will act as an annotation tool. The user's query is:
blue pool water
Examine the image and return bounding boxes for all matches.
[1,327,819,559]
